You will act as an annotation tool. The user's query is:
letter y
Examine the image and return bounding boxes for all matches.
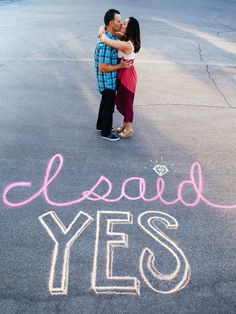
[38,211,93,295]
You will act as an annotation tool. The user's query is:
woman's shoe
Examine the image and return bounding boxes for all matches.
[116,125,125,133]
[119,129,133,138]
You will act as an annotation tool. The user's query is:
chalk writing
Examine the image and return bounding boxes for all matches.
[3,154,232,296]
[39,210,190,295]
[138,211,190,294]
[3,154,236,209]
[39,211,93,295]
[153,164,169,176]
[92,211,140,295]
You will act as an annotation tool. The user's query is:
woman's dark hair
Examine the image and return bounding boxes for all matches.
[124,17,141,53]
[104,9,120,26]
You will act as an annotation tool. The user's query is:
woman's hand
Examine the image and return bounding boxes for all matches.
[97,25,105,38]
[114,31,124,39]
[100,33,108,43]
[119,58,133,69]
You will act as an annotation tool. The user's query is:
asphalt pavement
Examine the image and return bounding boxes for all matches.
[0,0,236,313]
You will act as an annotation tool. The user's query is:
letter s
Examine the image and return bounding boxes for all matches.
[138,211,190,294]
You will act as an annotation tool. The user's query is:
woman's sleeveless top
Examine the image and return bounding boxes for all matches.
[118,41,135,60]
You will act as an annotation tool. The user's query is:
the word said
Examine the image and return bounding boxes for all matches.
[3,154,236,209]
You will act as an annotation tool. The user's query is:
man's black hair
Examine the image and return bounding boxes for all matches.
[104,9,120,26]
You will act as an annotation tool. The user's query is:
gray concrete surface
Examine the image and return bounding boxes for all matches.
[0,0,236,313]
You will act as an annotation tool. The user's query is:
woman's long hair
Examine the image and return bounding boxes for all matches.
[124,17,141,53]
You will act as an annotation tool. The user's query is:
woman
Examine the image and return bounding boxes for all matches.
[100,17,141,138]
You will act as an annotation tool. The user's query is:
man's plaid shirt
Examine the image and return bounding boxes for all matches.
[94,32,118,93]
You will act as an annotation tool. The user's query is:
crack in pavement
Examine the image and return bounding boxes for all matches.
[0,33,84,68]
[53,33,85,60]
[198,43,232,108]
[0,53,34,68]
[198,43,204,62]
[53,47,75,59]
[0,20,83,67]
[206,65,232,108]
[214,16,236,40]
[0,59,16,67]
[216,18,236,33]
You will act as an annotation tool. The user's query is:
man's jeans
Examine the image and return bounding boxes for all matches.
[96,89,116,137]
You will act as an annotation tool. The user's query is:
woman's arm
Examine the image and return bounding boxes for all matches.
[101,33,132,54]
[97,25,105,38]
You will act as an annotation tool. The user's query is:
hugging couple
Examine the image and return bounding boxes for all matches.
[95,9,141,141]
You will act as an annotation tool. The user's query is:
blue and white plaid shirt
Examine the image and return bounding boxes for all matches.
[94,31,118,93]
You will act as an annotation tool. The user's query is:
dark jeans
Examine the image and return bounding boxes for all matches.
[96,89,116,137]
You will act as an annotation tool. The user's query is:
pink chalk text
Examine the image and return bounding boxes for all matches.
[2,154,236,209]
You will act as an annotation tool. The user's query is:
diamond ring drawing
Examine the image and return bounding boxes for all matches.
[153,164,169,176]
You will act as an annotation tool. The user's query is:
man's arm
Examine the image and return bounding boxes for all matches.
[99,59,132,73]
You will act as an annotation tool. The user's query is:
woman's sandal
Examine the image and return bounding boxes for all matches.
[119,129,133,138]
[116,125,125,133]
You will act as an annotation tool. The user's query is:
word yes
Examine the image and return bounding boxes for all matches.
[39,210,190,296]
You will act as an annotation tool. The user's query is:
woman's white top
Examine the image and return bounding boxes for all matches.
[118,41,135,60]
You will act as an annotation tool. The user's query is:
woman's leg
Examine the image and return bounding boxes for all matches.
[123,93,134,132]
[124,122,132,132]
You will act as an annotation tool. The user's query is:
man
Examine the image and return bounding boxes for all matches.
[94,9,131,141]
